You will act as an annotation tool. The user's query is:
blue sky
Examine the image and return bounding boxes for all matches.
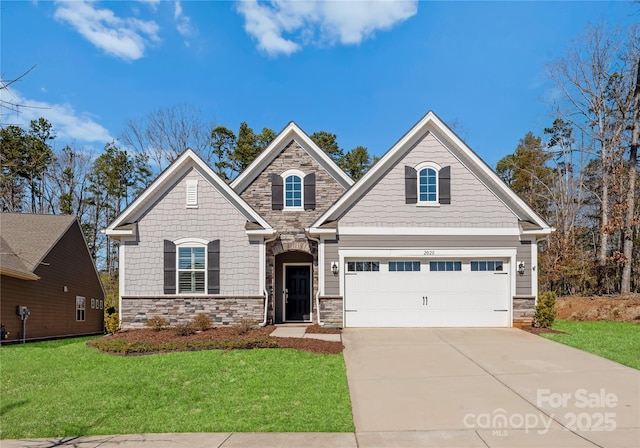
[2,0,638,169]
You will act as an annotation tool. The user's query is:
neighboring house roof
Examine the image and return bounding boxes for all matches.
[230,121,355,194]
[106,149,274,237]
[0,213,77,280]
[310,111,552,235]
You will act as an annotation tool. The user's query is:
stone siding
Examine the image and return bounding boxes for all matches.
[121,296,265,329]
[319,296,343,326]
[239,139,346,244]
[513,296,536,326]
[239,139,347,324]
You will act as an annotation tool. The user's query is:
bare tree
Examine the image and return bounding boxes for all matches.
[120,104,214,171]
[43,144,93,218]
[0,66,35,116]
[548,23,638,288]
[622,55,640,293]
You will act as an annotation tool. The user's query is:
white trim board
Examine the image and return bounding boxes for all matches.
[339,248,517,259]
[282,262,313,323]
[337,226,521,236]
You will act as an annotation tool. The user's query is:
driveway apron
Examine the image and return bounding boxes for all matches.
[342,328,640,447]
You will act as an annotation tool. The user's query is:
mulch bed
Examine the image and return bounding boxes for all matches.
[90,325,344,355]
[275,337,343,354]
[305,324,342,334]
[519,326,567,335]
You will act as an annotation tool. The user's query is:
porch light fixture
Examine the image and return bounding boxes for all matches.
[331,261,339,275]
[517,261,526,276]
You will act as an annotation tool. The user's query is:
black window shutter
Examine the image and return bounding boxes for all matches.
[439,166,451,204]
[304,173,316,210]
[405,166,417,204]
[208,240,220,294]
[163,240,176,294]
[271,174,283,210]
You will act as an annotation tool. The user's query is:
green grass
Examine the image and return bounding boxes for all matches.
[0,337,354,439]
[542,320,640,369]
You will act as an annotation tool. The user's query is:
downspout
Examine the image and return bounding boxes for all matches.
[306,233,324,327]
[260,233,279,327]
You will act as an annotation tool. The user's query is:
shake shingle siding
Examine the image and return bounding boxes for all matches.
[340,133,518,228]
[124,168,260,297]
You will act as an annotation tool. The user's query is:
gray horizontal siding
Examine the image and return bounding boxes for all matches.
[516,241,532,296]
[338,234,521,249]
[324,238,340,295]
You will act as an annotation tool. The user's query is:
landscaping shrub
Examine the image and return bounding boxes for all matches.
[235,318,259,335]
[534,291,557,328]
[175,322,196,336]
[192,313,212,331]
[105,312,120,335]
[145,316,169,331]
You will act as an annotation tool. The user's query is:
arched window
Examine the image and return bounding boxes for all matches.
[282,169,304,210]
[416,162,441,204]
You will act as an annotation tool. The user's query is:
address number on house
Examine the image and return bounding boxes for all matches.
[423,250,435,256]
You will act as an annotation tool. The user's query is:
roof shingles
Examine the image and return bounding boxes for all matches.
[0,213,76,278]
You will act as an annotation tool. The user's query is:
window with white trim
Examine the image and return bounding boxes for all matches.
[389,261,421,272]
[416,162,441,204]
[429,261,462,272]
[347,261,380,272]
[177,245,206,293]
[471,261,503,272]
[282,169,304,210]
[76,296,86,321]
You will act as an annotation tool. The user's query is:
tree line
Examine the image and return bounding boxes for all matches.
[1,110,375,275]
[497,23,639,295]
[2,22,637,297]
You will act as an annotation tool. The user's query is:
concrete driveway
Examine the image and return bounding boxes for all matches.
[343,328,640,448]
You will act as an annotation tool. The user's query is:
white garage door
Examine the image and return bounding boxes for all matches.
[344,259,510,327]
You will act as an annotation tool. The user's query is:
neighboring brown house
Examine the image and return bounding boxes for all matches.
[0,213,104,342]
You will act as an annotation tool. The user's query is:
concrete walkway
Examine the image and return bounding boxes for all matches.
[343,328,640,447]
[270,325,341,341]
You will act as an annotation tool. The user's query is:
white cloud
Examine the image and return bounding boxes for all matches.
[1,89,113,144]
[137,0,161,10]
[174,0,196,39]
[54,0,160,61]
[236,0,418,56]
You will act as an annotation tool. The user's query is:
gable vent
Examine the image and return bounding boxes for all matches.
[186,179,198,207]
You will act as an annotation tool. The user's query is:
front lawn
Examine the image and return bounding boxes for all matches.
[0,337,354,439]
[541,320,640,369]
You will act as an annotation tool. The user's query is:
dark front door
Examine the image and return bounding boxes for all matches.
[285,265,311,321]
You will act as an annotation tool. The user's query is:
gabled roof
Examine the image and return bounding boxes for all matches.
[106,149,274,237]
[230,121,354,193]
[0,213,77,280]
[310,111,552,235]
